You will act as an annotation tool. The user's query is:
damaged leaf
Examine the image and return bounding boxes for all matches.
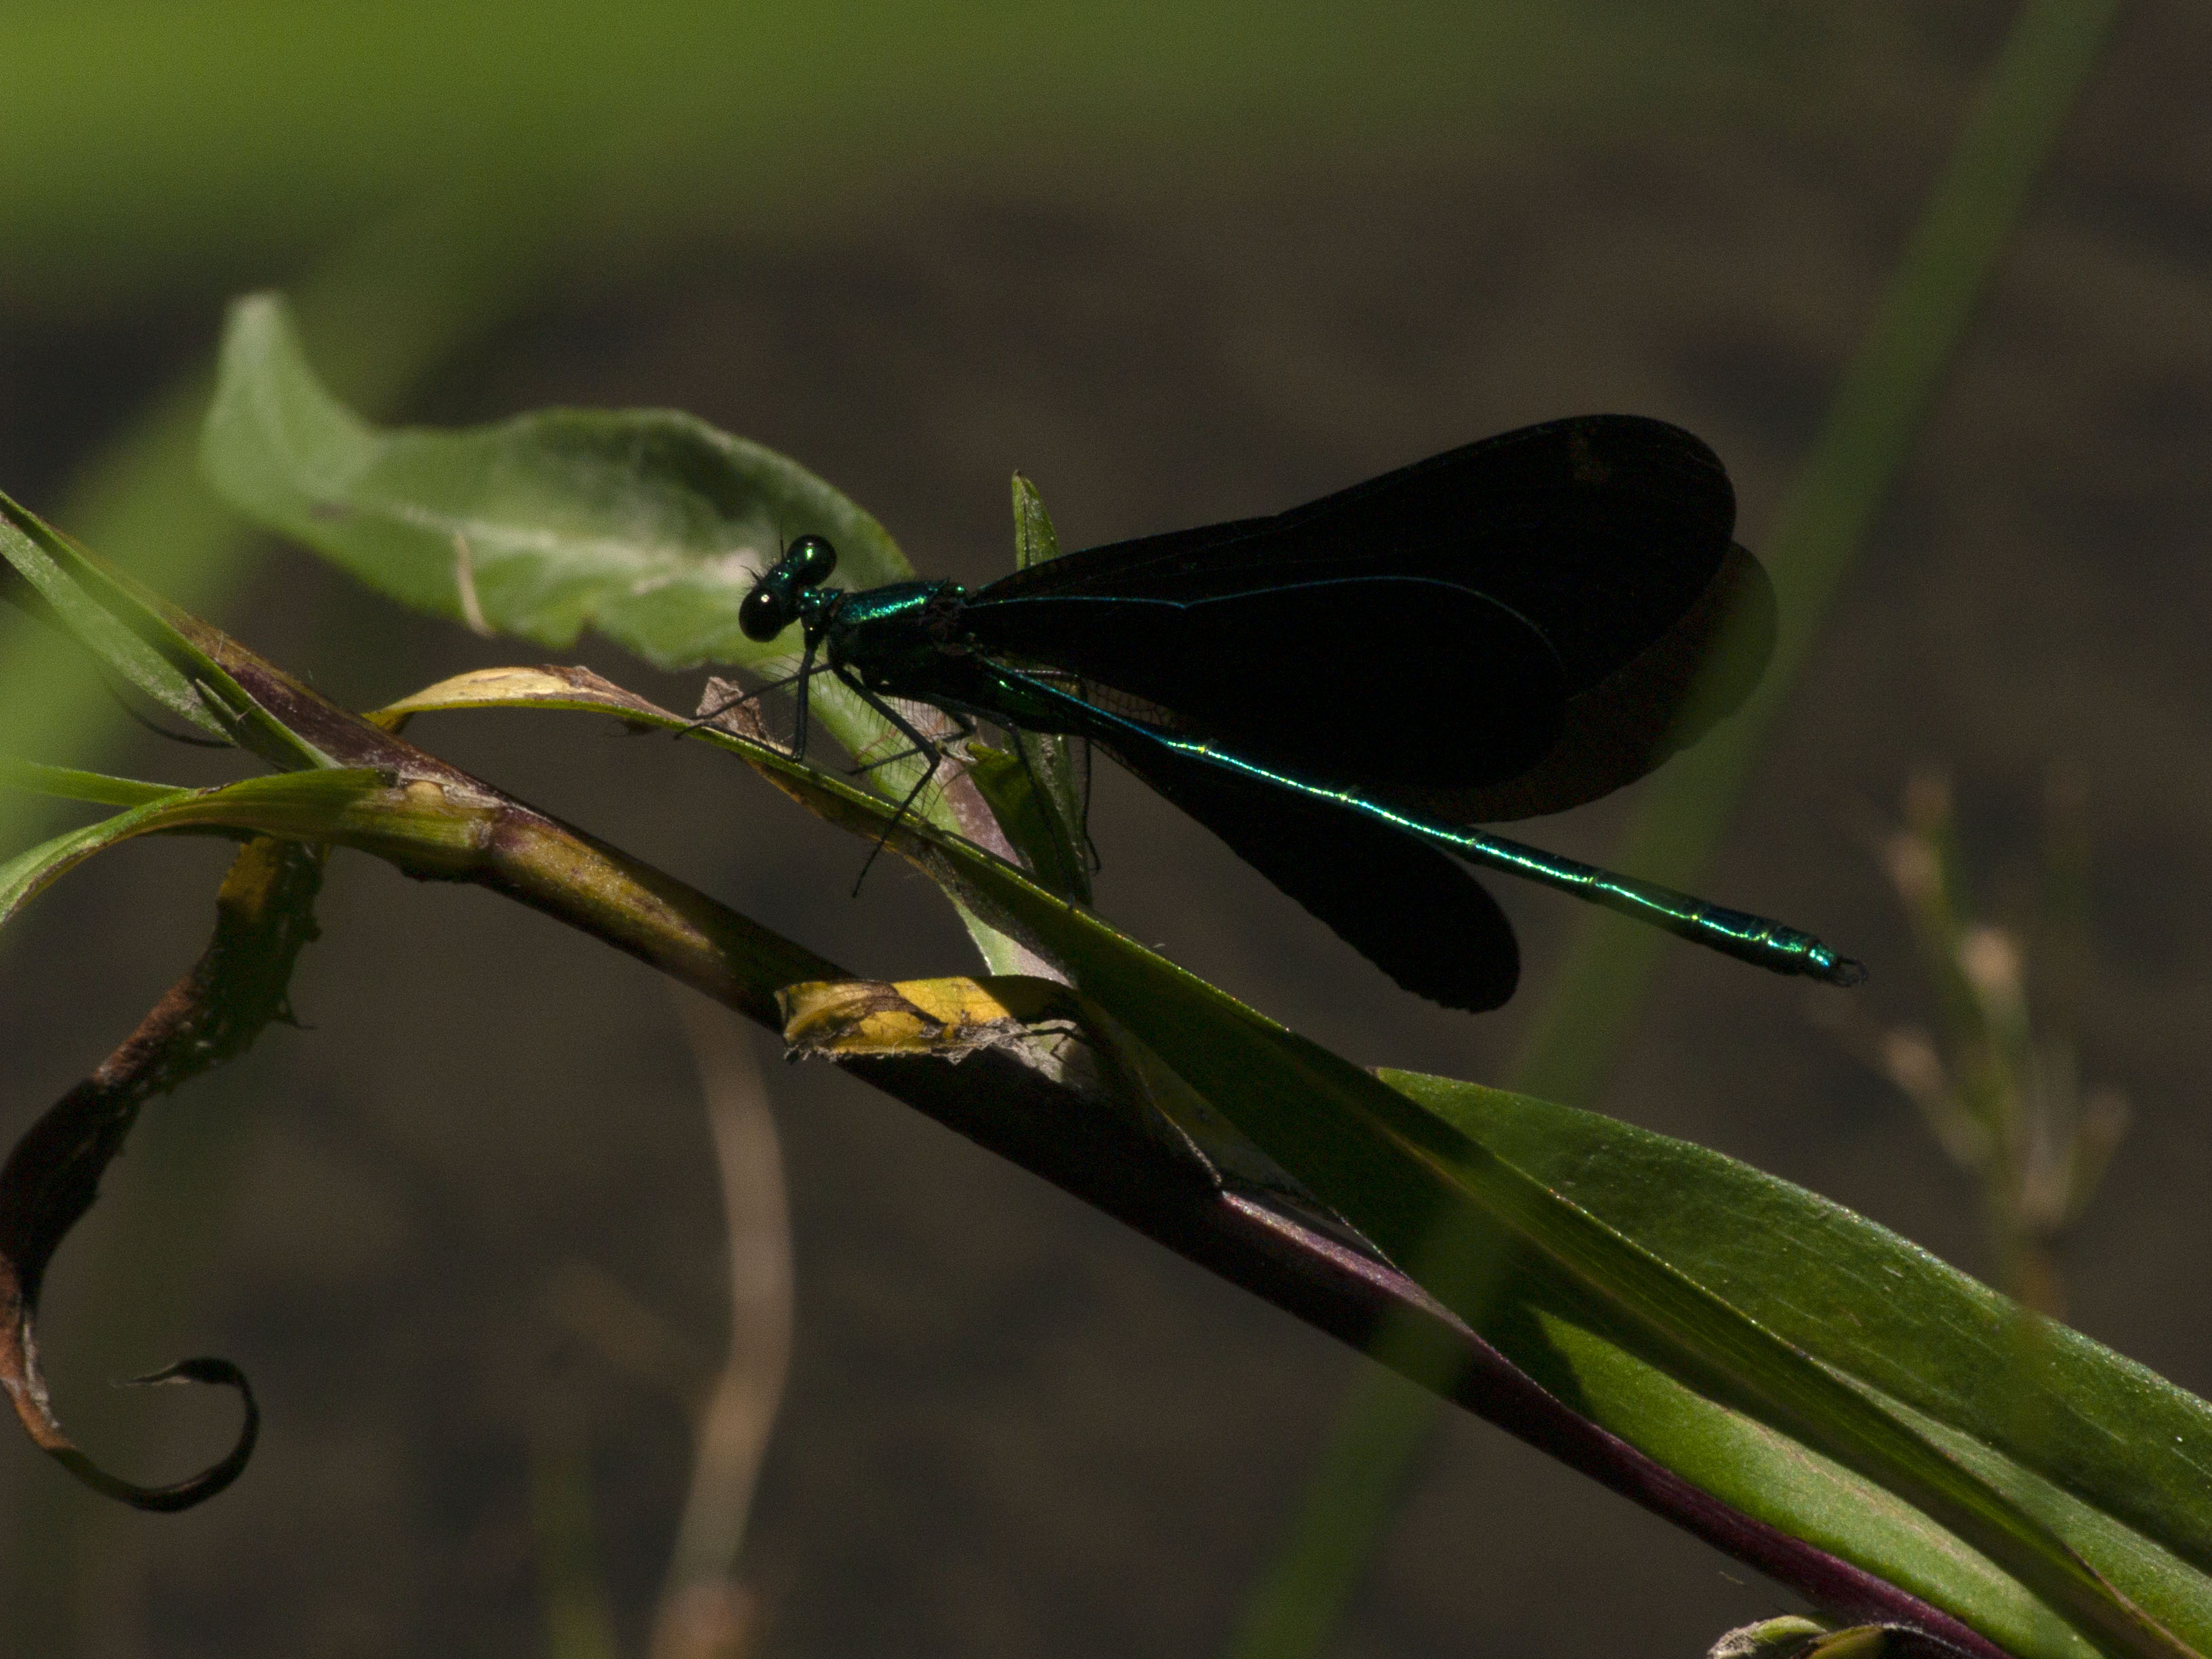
[778,975,1088,1069]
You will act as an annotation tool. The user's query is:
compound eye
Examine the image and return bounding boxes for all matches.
[739,581,792,642]
[787,534,838,584]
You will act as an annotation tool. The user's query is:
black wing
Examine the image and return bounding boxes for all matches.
[966,576,1565,789]
[1382,541,1777,823]
[974,415,1736,696]
[1114,733,1520,1012]
[966,414,1757,808]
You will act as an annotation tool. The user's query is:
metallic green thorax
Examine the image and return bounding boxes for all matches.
[796,577,1084,733]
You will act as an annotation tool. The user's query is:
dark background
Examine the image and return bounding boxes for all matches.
[2,3,2209,1655]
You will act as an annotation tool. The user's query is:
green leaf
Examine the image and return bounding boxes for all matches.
[1094,1027,2188,1659]
[1012,471,1064,571]
[201,293,910,672]
[0,759,184,811]
[0,490,333,771]
[1,789,206,928]
[964,742,1091,905]
[1,769,387,931]
[1380,1076,2212,1659]
[989,472,1091,903]
[0,499,218,740]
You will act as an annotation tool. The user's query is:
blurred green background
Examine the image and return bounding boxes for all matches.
[3,3,2209,1655]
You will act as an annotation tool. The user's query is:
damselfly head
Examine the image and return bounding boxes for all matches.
[739,534,840,641]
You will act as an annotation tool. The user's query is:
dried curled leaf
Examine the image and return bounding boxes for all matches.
[0,837,320,1509]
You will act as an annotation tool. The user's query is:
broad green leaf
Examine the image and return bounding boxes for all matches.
[201,293,910,672]
[1389,1075,2212,1645]
[363,667,2207,1659]
[1070,1010,2188,1659]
